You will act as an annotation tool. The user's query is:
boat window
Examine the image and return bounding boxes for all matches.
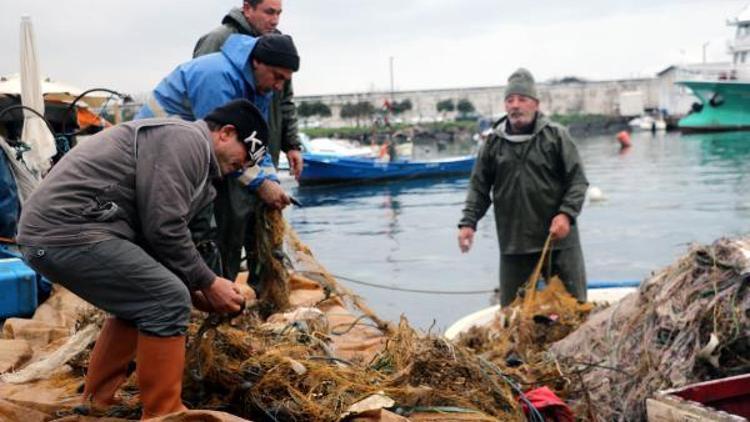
[709,93,724,107]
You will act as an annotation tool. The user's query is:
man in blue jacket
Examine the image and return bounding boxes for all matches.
[136,33,300,280]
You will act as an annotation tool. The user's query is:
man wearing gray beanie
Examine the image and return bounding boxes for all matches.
[457,68,590,306]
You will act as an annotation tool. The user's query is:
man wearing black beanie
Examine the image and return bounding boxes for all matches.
[16,100,266,418]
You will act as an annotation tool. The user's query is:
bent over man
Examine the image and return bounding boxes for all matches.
[136,33,300,281]
[194,0,303,178]
[17,99,267,418]
[458,68,589,306]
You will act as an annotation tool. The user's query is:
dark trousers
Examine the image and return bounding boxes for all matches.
[499,244,587,306]
[20,239,191,337]
[189,177,258,282]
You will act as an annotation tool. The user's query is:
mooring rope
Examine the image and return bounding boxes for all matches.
[318,271,497,295]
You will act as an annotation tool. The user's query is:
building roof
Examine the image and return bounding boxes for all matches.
[729,4,750,25]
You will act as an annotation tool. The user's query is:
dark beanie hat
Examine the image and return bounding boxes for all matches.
[505,68,538,100]
[204,99,269,164]
[253,34,300,72]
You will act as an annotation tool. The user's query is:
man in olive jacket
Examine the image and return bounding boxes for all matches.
[193,0,302,176]
[458,68,589,306]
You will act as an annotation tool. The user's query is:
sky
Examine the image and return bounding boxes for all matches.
[0,0,747,97]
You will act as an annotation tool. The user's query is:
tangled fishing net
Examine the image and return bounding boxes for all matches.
[551,237,750,421]
[455,237,750,421]
[4,203,747,421]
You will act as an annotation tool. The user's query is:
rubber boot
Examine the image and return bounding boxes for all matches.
[136,333,188,420]
[83,318,138,407]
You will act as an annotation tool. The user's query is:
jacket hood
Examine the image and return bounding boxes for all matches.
[222,7,260,37]
[221,34,260,91]
[493,112,550,142]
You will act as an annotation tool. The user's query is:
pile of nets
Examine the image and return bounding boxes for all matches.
[0,207,527,421]
[454,238,598,418]
[549,237,750,420]
[176,208,524,421]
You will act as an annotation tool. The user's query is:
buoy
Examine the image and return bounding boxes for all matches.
[588,186,606,202]
[616,131,632,149]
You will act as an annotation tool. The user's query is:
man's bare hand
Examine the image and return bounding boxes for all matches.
[549,213,572,240]
[286,150,304,180]
[257,179,291,210]
[201,277,245,314]
[458,227,475,253]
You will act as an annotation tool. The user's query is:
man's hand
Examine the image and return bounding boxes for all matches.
[286,150,304,180]
[549,213,572,240]
[200,277,245,314]
[257,179,291,210]
[458,226,475,253]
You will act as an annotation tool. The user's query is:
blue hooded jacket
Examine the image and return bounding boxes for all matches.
[135,34,277,188]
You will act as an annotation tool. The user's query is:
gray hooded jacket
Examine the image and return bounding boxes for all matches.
[17,119,220,290]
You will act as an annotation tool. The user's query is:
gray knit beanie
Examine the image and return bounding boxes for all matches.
[504,68,538,100]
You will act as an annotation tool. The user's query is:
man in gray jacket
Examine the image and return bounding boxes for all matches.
[16,99,266,418]
[458,68,589,306]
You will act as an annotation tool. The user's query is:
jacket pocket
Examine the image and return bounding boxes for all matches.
[81,183,136,223]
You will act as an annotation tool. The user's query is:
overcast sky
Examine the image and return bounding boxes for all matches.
[0,0,746,97]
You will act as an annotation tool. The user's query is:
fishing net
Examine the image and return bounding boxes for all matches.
[0,206,526,421]
[454,236,597,413]
[550,237,750,421]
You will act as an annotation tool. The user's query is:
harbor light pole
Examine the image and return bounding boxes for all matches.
[389,56,394,102]
[702,41,710,63]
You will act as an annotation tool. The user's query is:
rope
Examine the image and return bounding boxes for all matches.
[320,272,497,295]
[0,236,16,244]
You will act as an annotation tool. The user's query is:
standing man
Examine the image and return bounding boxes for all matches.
[136,33,300,281]
[457,68,589,306]
[16,99,266,418]
[194,0,303,178]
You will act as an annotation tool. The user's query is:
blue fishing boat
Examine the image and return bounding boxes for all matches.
[298,153,476,186]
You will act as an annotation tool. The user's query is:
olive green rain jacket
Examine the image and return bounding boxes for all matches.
[458,114,589,254]
[193,7,301,165]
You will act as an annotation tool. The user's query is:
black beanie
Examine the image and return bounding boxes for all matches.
[204,99,269,164]
[253,34,300,72]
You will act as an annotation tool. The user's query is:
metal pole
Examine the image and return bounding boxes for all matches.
[389,56,394,101]
[703,41,709,64]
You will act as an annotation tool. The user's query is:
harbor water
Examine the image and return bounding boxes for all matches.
[286,131,750,330]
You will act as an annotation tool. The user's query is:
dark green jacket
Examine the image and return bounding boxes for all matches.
[193,7,300,166]
[459,114,588,254]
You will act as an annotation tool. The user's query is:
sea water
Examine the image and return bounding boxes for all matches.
[286,131,750,330]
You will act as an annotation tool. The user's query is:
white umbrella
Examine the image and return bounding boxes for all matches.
[19,15,56,175]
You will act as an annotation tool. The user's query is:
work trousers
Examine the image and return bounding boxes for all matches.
[20,239,191,337]
[499,243,587,307]
[188,177,258,282]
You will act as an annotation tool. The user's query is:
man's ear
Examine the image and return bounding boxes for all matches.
[220,124,237,141]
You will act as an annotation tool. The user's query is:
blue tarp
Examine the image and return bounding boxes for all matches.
[0,152,20,239]
[0,153,51,303]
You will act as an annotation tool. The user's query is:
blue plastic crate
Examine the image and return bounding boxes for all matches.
[0,258,38,319]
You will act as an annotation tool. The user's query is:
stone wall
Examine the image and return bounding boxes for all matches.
[297,78,661,127]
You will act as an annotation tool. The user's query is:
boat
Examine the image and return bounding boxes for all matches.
[443,278,640,340]
[297,153,476,186]
[676,5,750,132]
[677,80,750,132]
[628,114,667,131]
